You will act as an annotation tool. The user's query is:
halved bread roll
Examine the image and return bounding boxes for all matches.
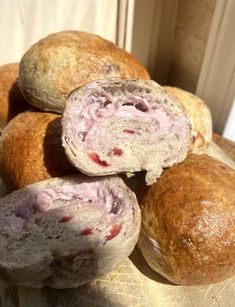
[164,86,212,153]
[0,110,76,190]
[0,63,29,134]
[19,31,150,113]
[62,79,191,184]
[0,175,140,289]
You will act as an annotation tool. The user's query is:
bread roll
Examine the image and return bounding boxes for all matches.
[0,63,29,134]
[0,111,76,190]
[62,79,191,185]
[138,154,235,285]
[164,86,212,153]
[19,30,150,113]
[0,175,140,288]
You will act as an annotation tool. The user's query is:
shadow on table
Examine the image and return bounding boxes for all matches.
[129,246,175,286]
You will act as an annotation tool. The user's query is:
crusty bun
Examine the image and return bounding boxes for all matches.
[0,175,141,288]
[62,78,191,185]
[19,31,150,113]
[0,63,29,134]
[0,110,76,190]
[138,154,235,285]
[164,86,212,153]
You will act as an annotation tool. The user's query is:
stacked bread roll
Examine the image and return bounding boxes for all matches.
[138,154,235,285]
[0,63,30,135]
[164,86,212,153]
[0,30,234,289]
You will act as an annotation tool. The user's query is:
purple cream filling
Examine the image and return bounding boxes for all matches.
[75,92,172,146]
[3,181,124,230]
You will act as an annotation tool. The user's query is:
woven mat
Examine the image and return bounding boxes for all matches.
[213,133,235,162]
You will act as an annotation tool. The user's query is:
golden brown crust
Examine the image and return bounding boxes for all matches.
[0,110,77,190]
[139,154,235,285]
[164,86,212,153]
[19,31,150,112]
[0,63,30,132]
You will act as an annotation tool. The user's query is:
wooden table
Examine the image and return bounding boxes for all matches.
[213,133,235,161]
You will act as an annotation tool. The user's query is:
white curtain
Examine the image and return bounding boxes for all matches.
[0,0,119,65]
[223,97,235,141]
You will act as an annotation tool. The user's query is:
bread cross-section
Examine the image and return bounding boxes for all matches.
[62,79,191,184]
